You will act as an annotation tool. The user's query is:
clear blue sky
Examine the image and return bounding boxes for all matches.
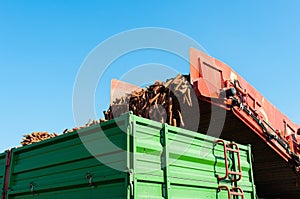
[1,1,300,152]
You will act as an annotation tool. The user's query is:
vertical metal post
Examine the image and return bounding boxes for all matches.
[126,113,136,199]
[247,144,257,199]
[6,148,15,199]
[126,114,131,199]
[131,114,137,199]
[2,150,11,199]
[160,123,170,199]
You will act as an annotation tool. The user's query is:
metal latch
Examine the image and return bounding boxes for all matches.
[86,172,94,187]
[29,182,35,194]
[129,169,134,196]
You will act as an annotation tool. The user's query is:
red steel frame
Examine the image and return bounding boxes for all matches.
[2,150,12,199]
[190,48,300,172]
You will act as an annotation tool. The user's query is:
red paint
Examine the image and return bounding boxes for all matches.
[190,48,300,172]
[214,140,243,182]
[2,150,12,199]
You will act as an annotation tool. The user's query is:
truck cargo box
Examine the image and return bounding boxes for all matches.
[3,112,256,198]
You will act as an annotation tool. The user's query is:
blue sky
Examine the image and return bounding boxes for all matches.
[1,1,300,152]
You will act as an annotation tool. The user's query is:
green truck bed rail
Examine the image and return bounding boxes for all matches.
[1,112,256,198]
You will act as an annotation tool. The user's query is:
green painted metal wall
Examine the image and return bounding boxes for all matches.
[5,113,256,198]
[0,152,7,197]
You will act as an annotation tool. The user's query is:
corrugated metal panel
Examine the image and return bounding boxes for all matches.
[132,116,256,198]
[7,114,130,199]
[6,112,255,198]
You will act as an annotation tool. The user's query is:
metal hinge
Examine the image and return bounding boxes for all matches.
[129,169,134,196]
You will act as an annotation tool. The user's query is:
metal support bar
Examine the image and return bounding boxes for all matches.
[2,150,12,199]
[236,101,300,169]
[160,124,170,199]
[127,113,136,199]
[247,144,257,198]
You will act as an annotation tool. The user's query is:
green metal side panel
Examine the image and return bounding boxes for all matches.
[0,152,7,197]
[131,115,256,199]
[7,114,131,199]
[6,112,256,198]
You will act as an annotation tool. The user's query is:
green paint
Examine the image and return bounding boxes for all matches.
[3,113,255,199]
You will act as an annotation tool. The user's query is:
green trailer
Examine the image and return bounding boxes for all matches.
[4,112,256,198]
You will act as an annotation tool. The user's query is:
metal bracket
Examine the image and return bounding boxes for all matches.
[128,169,134,196]
[86,172,94,186]
[29,182,35,194]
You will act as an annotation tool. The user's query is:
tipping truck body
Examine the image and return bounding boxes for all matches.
[190,48,300,197]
